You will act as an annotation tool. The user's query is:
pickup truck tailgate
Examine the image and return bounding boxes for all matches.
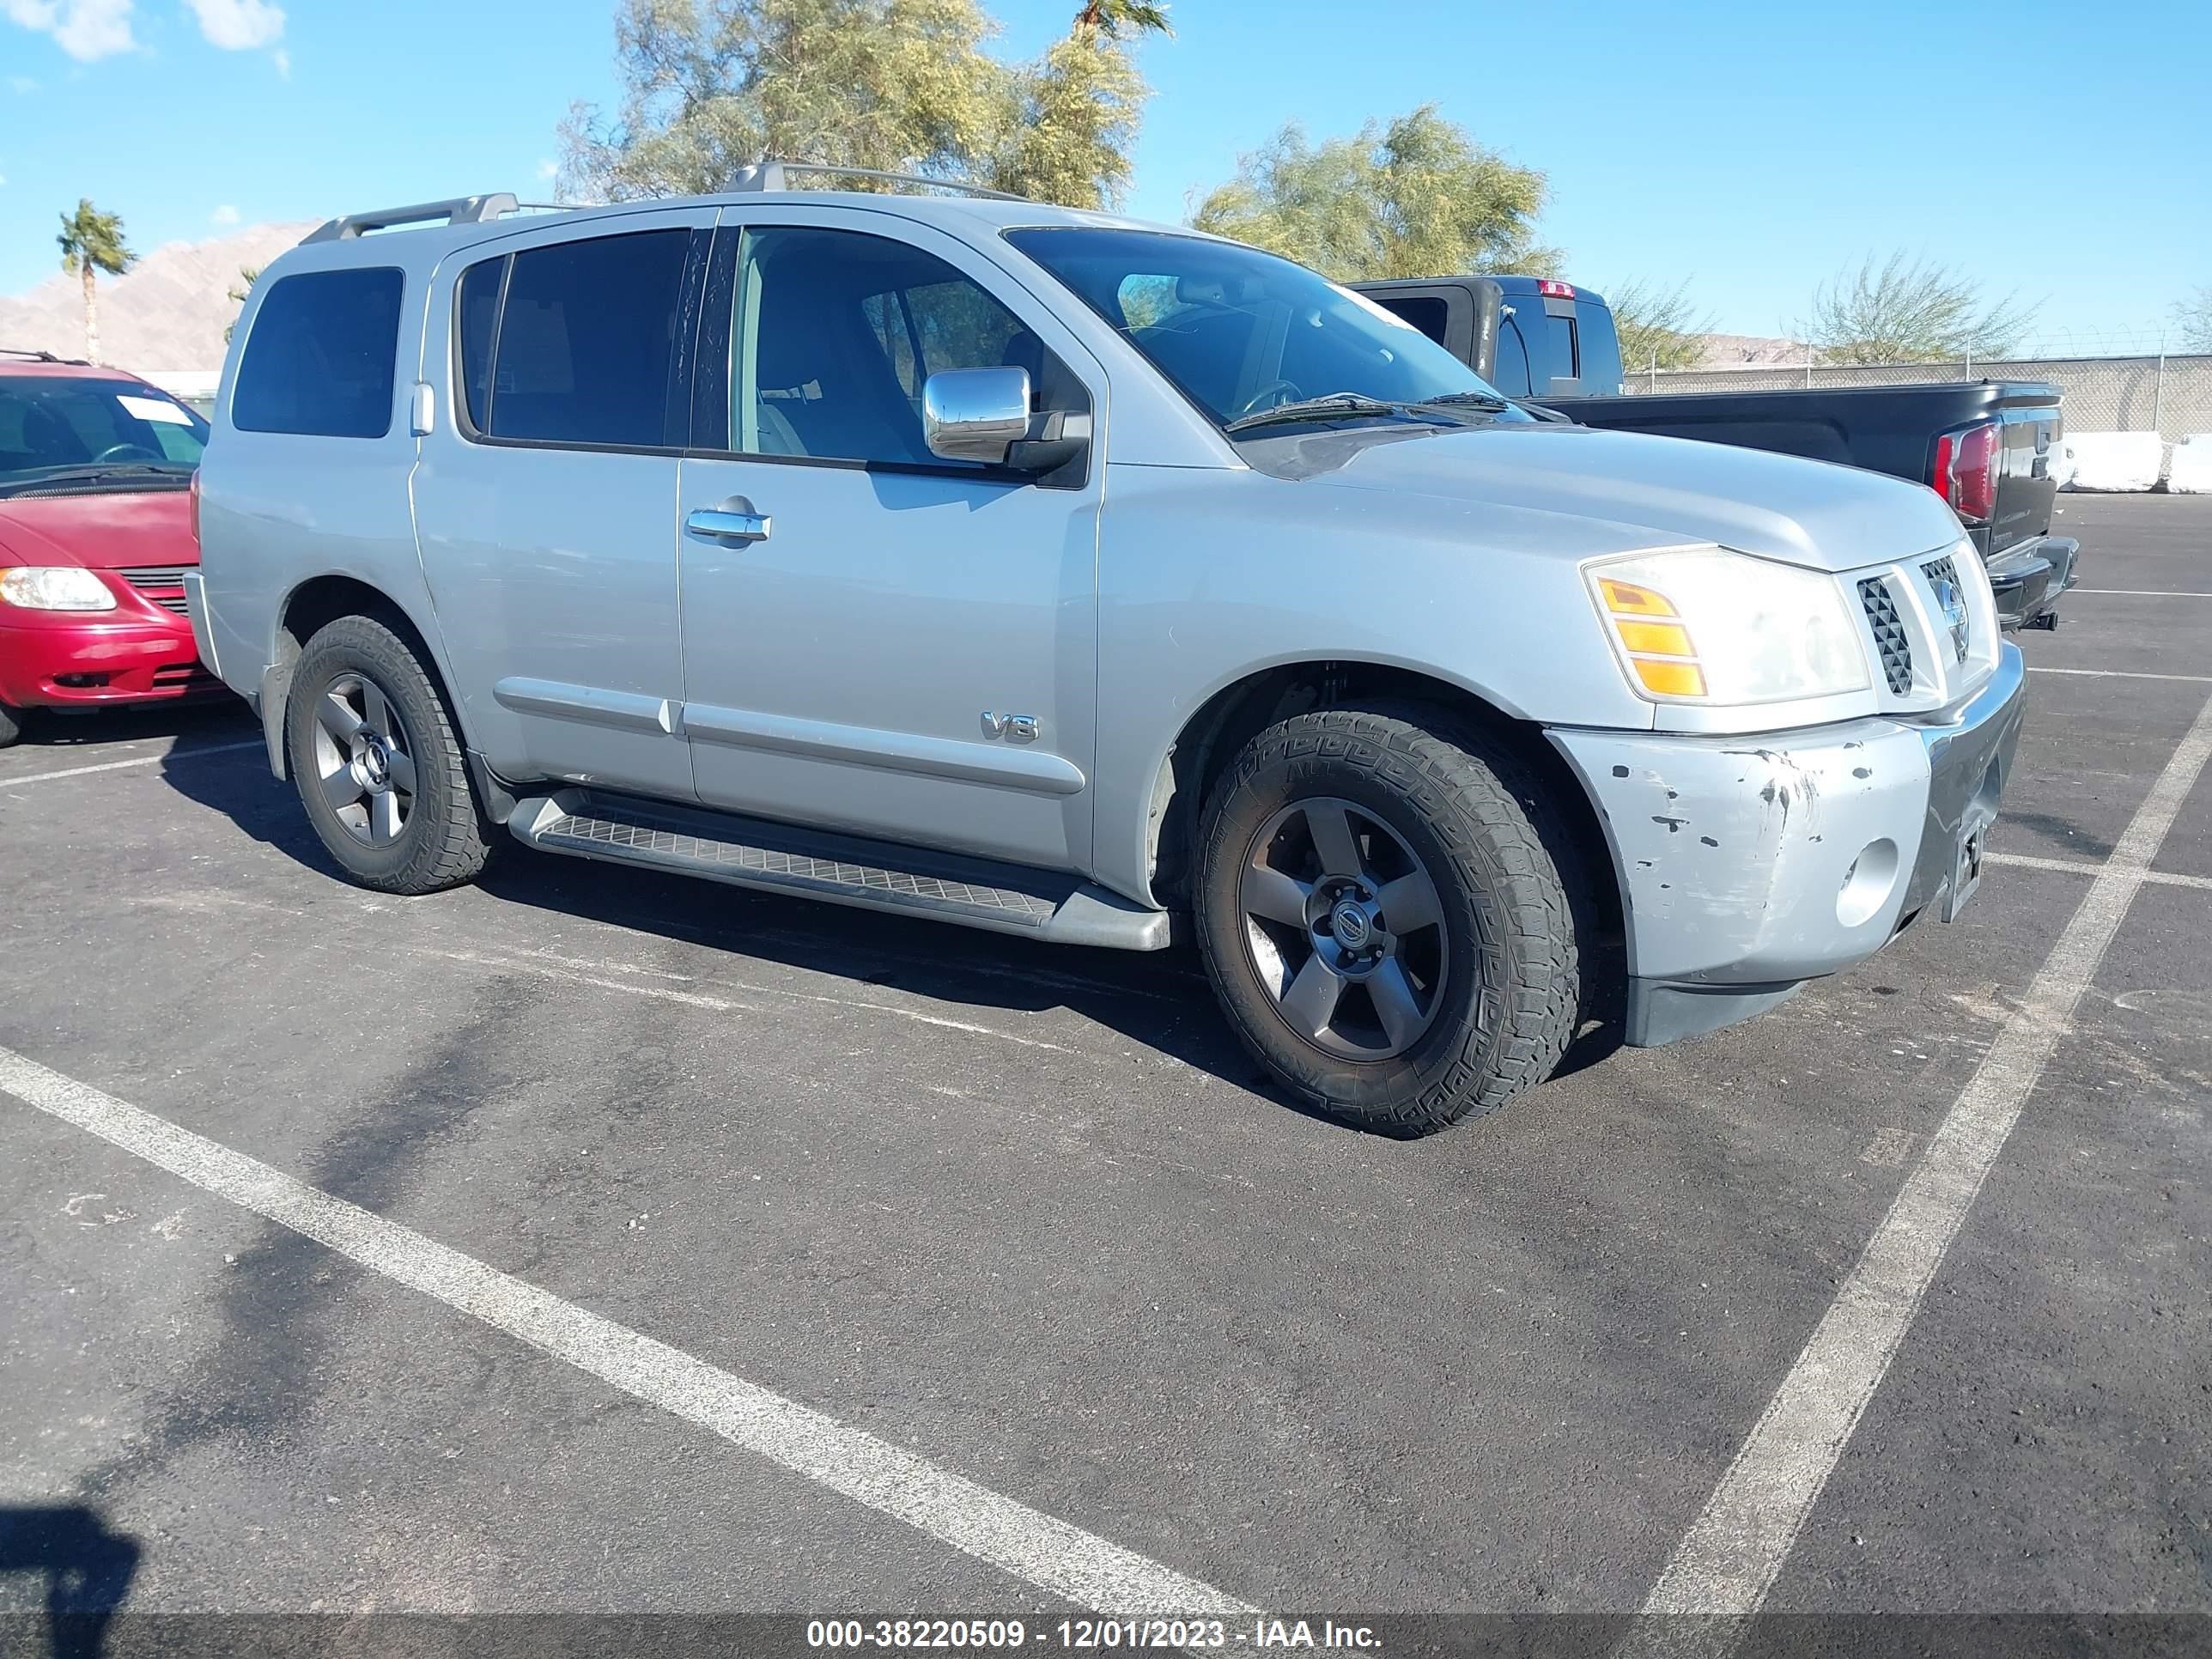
[1987,398,2061,559]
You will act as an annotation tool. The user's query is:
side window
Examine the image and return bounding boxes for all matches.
[477,229,692,448]
[233,267,404,438]
[456,256,505,433]
[1493,316,1532,398]
[733,226,1085,466]
[1376,295,1449,348]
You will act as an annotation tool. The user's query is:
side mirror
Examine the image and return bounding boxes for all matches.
[922,367,1032,465]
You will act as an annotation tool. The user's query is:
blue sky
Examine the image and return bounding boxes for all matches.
[3,0,2207,348]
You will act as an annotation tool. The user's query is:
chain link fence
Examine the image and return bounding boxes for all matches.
[1631,354,2212,442]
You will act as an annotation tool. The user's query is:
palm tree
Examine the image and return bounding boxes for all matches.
[56,198,136,363]
[1073,0,1173,38]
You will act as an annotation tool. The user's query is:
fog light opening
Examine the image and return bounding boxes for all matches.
[1838,837,1900,928]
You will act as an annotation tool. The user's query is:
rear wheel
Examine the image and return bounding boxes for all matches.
[0,702,21,748]
[1195,703,1583,1136]
[285,615,491,895]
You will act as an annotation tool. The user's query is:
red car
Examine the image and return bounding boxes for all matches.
[0,351,216,746]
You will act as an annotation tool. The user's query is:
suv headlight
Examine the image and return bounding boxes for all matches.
[0,566,118,612]
[1585,547,1868,704]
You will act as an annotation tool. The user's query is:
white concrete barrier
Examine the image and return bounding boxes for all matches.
[2166,434,2212,495]
[2061,430,2166,493]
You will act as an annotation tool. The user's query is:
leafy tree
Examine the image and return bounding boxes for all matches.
[224,266,262,344]
[1073,0,1170,35]
[55,198,135,363]
[1801,252,2034,365]
[1608,278,1713,374]
[2174,286,2212,354]
[561,0,1166,210]
[984,3,1164,209]
[562,0,1004,201]
[1188,106,1554,283]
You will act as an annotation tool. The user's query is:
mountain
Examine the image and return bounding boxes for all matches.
[0,222,318,374]
[1689,332,1814,368]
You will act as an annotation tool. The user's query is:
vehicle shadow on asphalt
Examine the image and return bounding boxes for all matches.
[3,698,251,753]
[0,1504,142,1658]
[158,750,1627,1136]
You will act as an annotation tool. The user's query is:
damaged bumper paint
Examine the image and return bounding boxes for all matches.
[1548,643,2027,1047]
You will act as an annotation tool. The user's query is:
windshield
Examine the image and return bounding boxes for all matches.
[1003,227,1523,433]
[0,375,208,492]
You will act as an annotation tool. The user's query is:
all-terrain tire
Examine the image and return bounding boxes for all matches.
[1195,702,1584,1136]
[286,615,491,896]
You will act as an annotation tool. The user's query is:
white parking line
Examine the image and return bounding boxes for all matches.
[2029,667,2212,684]
[2070,589,2212,598]
[1633,692,2212,1638]
[0,738,263,789]
[1987,851,2212,890]
[0,1042,1256,1620]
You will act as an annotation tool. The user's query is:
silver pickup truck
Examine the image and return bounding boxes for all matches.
[189,175,2024,1136]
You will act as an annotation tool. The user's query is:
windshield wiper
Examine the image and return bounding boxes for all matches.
[1415,391,1513,411]
[1224,393,1438,434]
[0,464,189,495]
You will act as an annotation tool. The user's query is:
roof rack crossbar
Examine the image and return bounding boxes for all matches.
[730,160,1030,204]
[1,347,70,362]
[301,193,521,246]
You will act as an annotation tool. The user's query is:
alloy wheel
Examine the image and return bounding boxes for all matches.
[1237,796,1450,1060]
[311,671,417,846]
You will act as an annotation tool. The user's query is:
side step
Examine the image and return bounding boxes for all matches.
[507,791,1172,951]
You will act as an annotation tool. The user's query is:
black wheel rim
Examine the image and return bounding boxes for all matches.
[310,671,416,846]
[1237,796,1449,1060]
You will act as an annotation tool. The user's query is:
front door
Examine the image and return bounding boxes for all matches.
[674,210,1105,872]
[413,209,711,800]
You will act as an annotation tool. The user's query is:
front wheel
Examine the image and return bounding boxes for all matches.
[285,615,491,895]
[0,701,21,748]
[1195,704,1583,1136]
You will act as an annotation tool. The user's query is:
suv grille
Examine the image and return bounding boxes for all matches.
[1920,556,1969,664]
[121,567,191,615]
[1858,576,1913,694]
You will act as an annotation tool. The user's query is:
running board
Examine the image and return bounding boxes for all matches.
[507,791,1172,951]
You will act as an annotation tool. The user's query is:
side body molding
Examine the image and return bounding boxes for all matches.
[678,702,1087,798]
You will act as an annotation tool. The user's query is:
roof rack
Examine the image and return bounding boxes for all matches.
[301,193,521,246]
[1,347,83,364]
[730,159,1030,204]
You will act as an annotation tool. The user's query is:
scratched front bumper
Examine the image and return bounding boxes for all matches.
[1548,643,2026,1045]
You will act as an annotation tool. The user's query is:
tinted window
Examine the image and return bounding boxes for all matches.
[456,256,504,433]
[735,227,1083,465]
[483,230,691,447]
[1576,301,1626,393]
[0,377,208,489]
[1545,313,1580,386]
[1008,227,1516,429]
[233,267,403,438]
[1376,295,1449,347]
[1493,318,1532,397]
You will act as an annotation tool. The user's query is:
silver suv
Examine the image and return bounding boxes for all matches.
[190,179,2024,1135]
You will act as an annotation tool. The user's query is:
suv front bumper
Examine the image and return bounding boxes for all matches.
[1547,643,2026,1046]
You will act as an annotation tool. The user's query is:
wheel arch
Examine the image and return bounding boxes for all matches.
[1142,658,1623,950]
[264,574,469,781]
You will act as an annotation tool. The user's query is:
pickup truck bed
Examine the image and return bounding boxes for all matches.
[1533,380,2075,629]
[1352,275,2078,629]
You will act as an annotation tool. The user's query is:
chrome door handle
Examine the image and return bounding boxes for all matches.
[686,507,771,543]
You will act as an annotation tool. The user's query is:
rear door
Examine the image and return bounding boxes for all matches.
[412,210,713,801]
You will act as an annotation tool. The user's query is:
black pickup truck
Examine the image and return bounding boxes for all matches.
[1352,275,2078,629]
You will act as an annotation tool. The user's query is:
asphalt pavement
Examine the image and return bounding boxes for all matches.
[2,493,2205,1653]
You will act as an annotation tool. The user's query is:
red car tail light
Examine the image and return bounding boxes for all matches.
[1932,422,2000,522]
[189,469,202,544]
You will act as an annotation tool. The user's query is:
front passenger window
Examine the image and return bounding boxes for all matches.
[735,228,1085,466]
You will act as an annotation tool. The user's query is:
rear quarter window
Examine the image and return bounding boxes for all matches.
[233,267,404,438]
